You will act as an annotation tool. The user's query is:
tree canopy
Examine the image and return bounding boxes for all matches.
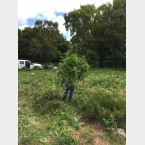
[18,20,70,64]
[64,0,126,68]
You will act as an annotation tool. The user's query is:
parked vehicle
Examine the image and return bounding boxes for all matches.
[18,60,42,70]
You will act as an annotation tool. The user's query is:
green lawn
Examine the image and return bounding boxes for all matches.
[18,69,126,145]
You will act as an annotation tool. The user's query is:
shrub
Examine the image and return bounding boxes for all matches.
[78,91,125,129]
[57,51,89,87]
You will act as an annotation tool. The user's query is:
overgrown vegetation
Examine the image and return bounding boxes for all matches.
[57,51,89,87]
[19,69,126,145]
[18,1,126,144]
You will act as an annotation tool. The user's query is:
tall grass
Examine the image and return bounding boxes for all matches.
[18,69,126,144]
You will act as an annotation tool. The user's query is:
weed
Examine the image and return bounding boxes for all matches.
[18,69,126,144]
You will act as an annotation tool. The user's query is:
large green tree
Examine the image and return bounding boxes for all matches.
[18,20,70,64]
[64,0,126,68]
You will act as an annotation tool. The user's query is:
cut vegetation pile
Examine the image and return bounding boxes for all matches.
[18,69,126,145]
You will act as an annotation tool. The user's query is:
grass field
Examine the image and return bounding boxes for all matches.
[18,69,126,145]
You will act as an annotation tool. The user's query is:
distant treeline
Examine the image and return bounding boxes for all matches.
[18,21,70,64]
[18,0,126,68]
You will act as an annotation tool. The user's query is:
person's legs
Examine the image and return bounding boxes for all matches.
[62,87,69,100]
[68,85,75,102]
[28,64,30,70]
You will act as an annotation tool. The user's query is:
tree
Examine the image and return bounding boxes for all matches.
[18,20,70,64]
[64,0,126,68]
[112,0,126,67]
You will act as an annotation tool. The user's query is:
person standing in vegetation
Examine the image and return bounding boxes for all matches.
[57,51,89,102]
[25,61,30,70]
[62,77,75,102]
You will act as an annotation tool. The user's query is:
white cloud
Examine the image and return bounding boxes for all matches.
[19,24,30,30]
[18,0,113,19]
[53,15,65,32]
[53,16,64,25]
[35,11,56,20]
[19,25,35,30]
[18,19,27,26]
[18,0,113,39]
[52,15,71,40]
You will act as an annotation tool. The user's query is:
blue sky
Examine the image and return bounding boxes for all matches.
[18,0,113,41]
[19,12,66,27]
[19,12,65,27]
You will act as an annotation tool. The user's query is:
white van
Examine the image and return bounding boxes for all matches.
[18,60,42,70]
